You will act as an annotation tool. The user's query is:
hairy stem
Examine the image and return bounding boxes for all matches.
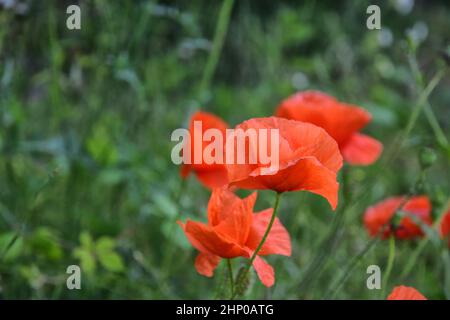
[381,236,396,299]
[232,192,282,298]
[227,259,235,299]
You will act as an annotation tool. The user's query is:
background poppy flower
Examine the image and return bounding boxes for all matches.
[180,111,229,188]
[178,187,291,287]
[275,91,382,165]
[226,117,342,209]
[364,196,433,240]
[440,209,450,248]
[387,285,427,300]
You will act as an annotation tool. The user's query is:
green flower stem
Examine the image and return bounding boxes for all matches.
[325,236,379,299]
[381,236,396,299]
[408,52,449,149]
[400,198,450,280]
[227,259,235,298]
[162,177,188,279]
[198,0,235,100]
[297,166,349,296]
[387,69,445,163]
[231,192,282,299]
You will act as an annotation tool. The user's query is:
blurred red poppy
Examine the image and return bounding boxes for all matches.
[387,285,427,300]
[180,111,229,188]
[226,117,342,209]
[275,91,382,165]
[178,187,291,287]
[440,209,450,248]
[364,196,432,240]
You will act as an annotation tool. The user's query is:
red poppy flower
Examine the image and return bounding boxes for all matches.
[180,111,229,188]
[226,117,342,209]
[387,286,427,300]
[440,209,450,248]
[178,187,291,287]
[364,196,432,240]
[275,91,382,165]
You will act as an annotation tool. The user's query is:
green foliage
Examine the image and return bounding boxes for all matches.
[73,232,124,274]
[0,233,24,262]
[0,0,449,299]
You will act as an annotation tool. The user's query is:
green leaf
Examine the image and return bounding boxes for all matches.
[19,265,41,285]
[0,232,24,262]
[73,248,96,274]
[95,236,116,253]
[30,227,63,261]
[98,251,124,272]
[80,232,94,250]
[86,124,118,166]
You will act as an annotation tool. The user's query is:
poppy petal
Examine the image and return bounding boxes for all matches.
[184,111,229,188]
[387,286,427,300]
[364,196,432,239]
[180,164,191,178]
[341,133,382,165]
[195,252,221,277]
[190,111,229,133]
[207,187,241,226]
[252,256,275,287]
[231,157,339,210]
[275,91,372,146]
[213,192,256,246]
[183,220,247,258]
[178,220,213,255]
[227,117,342,180]
[226,117,342,209]
[195,167,229,189]
[440,210,450,248]
[364,197,402,238]
[246,208,291,256]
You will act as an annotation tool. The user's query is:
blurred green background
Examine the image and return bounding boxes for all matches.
[0,0,449,299]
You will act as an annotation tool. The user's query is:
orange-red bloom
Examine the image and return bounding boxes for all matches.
[387,286,427,300]
[180,111,229,188]
[275,91,382,165]
[440,209,450,248]
[178,187,291,287]
[226,117,342,209]
[364,196,432,240]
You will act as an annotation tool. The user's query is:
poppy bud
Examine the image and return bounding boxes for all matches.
[235,266,252,296]
[419,147,437,170]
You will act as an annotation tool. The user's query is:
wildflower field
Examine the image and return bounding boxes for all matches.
[0,0,449,300]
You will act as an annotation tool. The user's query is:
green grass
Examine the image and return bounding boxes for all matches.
[0,0,449,299]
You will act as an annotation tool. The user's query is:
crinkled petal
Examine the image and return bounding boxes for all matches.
[246,208,291,256]
[231,157,339,210]
[275,91,371,146]
[194,252,221,277]
[213,192,256,246]
[207,187,241,226]
[252,256,275,287]
[179,220,247,258]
